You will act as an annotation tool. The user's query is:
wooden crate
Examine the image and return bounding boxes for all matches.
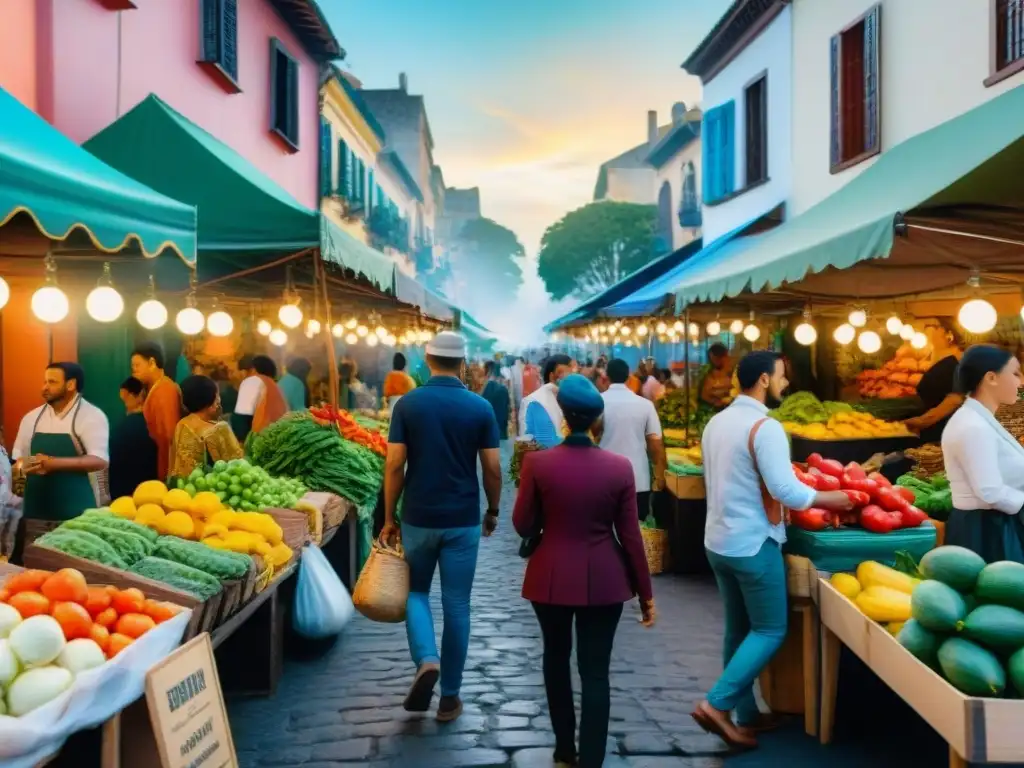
[666,473,705,500]
[265,507,311,551]
[819,578,1024,766]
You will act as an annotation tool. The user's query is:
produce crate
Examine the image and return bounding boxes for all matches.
[819,579,1024,766]
[265,507,311,552]
[23,543,209,639]
[783,523,936,573]
[789,435,920,466]
[665,473,705,500]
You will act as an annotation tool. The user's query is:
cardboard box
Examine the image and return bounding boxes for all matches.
[819,579,1024,764]
[666,474,705,500]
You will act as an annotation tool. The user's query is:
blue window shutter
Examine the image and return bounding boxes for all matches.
[357,159,365,202]
[221,0,238,81]
[367,169,375,212]
[830,34,841,166]
[286,56,299,146]
[200,0,220,63]
[863,5,881,154]
[702,109,716,202]
[319,118,331,198]
[336,139,348,196]
[721,101,735,196]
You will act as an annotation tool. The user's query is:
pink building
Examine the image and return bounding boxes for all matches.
[0,0,39,110]
[36,0,341,209]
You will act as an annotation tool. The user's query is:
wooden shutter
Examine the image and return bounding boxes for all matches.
[863,5,881,154]
[286,57,299,145]
[200,0,220,63]
[721,100,735,197]
[319,117,331,198]
[221,0,238,81]
[702,108,718,202]
[829,34,841,167]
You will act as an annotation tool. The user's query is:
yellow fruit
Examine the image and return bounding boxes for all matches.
[135,503,166,528]
[202,523,230,539]
[109,497,137,519]
[133,480,168,507]
[855,586,912,623]
[202,536,227,550]
[856,561,920,594]
[162,510,195,539]
[209,510,237,528]
[162,488,193,513]
[266,543,294,568]
[830,572,862,600]
[190,492,223,519]
[887,621,906,636]
[224,531,263,554]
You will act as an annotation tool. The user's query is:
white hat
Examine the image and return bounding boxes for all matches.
[426,331,467,359]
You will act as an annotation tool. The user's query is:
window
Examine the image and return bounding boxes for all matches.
[702,101,735,204]
[336,139,350,197]
[679,162,701,228]
[269,38,299,150]
[830,5,880,173]
[367,169,375,213]
[318,117,331,198]
[744,75,767,186]
[989,0,1024,85]
[198,0,239,91]
[656,182,673,253]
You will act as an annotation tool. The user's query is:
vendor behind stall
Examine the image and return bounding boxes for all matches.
[700,344,734,411]
[11,363,109,563]
[905,325,964,442]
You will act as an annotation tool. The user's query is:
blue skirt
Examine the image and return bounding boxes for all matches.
[945,507,1024,564]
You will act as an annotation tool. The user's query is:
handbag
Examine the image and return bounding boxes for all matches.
[748,418,787,526]
[352,535,410,622]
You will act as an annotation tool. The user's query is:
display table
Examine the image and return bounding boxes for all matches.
[654,484,709,575]
[818,578,1024,767]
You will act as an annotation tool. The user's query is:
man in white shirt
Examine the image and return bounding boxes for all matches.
[11,362,109,562]
[693,352,850,749]
[598,358,667,519]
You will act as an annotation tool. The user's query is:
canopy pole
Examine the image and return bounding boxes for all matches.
[683,307,691,444]
[315,250,339,409]
[905,224,1024,249]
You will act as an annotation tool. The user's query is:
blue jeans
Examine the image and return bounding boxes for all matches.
[705,539,787,725]
[402,522,481,697]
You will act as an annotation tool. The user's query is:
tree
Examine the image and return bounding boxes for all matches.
[445,217,525,305]
[537,201,662,300]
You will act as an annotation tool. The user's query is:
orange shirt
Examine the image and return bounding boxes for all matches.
[383,371,416,398]
[143,376,182,481]
[626,374,642,395]
[522,366,541,398]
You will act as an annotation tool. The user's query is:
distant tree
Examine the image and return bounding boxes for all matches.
[446,217,525,304]
[537,201,662,300]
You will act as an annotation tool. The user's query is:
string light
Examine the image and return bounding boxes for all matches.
[0,277,9,311]
[673,320,685,332]
[86,263,124,323]
[958,298,997,334]
[278,303,302,329]
[367,334,379,347]
[899,323,916,341]
[136,276,167,330]
[794,322,817,345]
[655,321,667,335]
[176,306,204,335]
[307,318,322,336]
[857,330,882,354]
[743,324,761,342]
[32,256,69,324]
[269,328,287,346]
[886,315,903,335]
[688,322,700,337]
[729,319,745,334]
[849,308,867,328]
[345,332,358,345]
[833,323,856,345]
[375,325,388,339]
[356,324,369,337]
[206,309,233,337]
[257,319,272,336]
[636,324,649,337]
[706,320,721,336]
[911,332,929,350]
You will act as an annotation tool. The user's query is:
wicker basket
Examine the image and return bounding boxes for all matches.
[785,554,818,598]
[640,526,669,575]
[997,400,1024,446]
[352,538,409,623]
[905,443,944,477]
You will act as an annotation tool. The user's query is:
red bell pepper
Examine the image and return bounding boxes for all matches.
[860,504,903,533]
[790,508,834,531]
[844,462,867,481]
[900,505,929,528]
[816,473,842,492]
[841,489,871,508]
[877,487,911,513]
[868,472,892,488]
[893,486,916,505]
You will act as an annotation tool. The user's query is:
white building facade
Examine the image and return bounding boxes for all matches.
[646,104,703,252]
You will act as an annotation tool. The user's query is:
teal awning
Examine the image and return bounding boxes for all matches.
[393,271,454,321]
[0,86,196,262]
[320,218,397,293]
[675,83,1024,307]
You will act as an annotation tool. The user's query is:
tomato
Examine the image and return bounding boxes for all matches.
[817,459,845,479]
[52,601,94,640]
[841,489,871,508]
[794,470,818,489]
[111,588,145,615]
[806,453,825,471]
[89,623,111,653]
[95,607,118,628]
[84,586,112,618]
[843,477,879,497]
[900,505,929,528]
[790,508,834,531]
[142,600,182,624]
[860,504,902,533]
[41,569,88,605]
[868,472,892,488]
[0,589,8,603]
[107,633,134,658]
[3,569,52,595]
[844,462,867,481]
[816,474,841,492]
[893,486,916,505]
[115,613,156,639]
[8,591,51,618]
[877,487,911,512]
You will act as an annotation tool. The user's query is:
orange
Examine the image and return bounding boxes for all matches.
[94,607,118,629]
[41,569,88,604]
[107,633,134,658]
[4,569,51,595]
[89,623,111,653]
[111,588,145,615]
[52,601,94,640]
[142,599,182,624]
[84,586,112,618]
[8,591,50,618]
[115,613,156,639]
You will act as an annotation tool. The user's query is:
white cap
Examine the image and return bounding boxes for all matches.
[425,330,467,359]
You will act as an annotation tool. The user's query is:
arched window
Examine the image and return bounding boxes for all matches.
[656,181,673,253]
[679,161,701,228]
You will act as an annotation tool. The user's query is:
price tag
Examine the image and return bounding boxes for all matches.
[145,633,238,768]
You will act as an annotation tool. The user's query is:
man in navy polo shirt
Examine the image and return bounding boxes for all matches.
[381,331,502,723]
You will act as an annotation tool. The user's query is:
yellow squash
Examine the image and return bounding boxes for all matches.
[830,572,862,600]
[855,586,912,623]
[856,561,920,594]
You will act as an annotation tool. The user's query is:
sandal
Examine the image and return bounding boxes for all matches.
[403,662,440,712]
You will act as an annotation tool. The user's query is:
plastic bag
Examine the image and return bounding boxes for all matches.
[292,544,355,639]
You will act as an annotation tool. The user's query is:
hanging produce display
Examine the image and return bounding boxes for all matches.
[310,404,388,457]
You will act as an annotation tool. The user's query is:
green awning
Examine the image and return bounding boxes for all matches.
[393,270,454,321]
[675,83,1024,307]
[321,218,396,293]
[0,86,196,262]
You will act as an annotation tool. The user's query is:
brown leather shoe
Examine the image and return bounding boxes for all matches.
[436,695,463,722]
[403,662,439,712]
[691,700,758,750]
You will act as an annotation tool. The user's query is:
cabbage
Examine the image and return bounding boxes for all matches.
[0,639,18,687]
[0,604,21,638]
[57,639,106,675]
[9,616,65,668]
[6,666,73,716]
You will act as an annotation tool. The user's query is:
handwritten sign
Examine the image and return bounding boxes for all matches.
[145,633,238,768]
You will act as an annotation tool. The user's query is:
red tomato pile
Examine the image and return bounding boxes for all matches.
[1,568,184,658]
[791,454,928,533]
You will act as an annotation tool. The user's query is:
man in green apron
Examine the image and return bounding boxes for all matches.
[10,362,109,564]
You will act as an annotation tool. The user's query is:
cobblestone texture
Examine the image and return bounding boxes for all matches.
[229,445,944,767]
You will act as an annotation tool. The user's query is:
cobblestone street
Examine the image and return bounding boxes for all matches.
[228,449,942,768]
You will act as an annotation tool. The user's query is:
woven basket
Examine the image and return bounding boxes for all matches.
[640,527,668,575]
[352,538,409,623]
[997,400,1024,445]
[906,443,944,478]
[785,554,817,598]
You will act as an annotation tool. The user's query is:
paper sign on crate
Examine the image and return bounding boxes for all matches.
[144,633,238,768]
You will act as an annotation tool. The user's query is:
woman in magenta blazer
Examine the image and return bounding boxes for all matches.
[513,373,655,767]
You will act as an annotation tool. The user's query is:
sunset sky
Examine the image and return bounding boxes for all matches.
[321,0,731,342]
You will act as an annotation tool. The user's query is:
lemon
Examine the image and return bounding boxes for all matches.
[162,488,193,513]
[133,480,168,507]
[109,496,137,519]
[830,572,862,600]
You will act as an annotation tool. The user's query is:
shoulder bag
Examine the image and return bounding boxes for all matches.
[747,418,788,526]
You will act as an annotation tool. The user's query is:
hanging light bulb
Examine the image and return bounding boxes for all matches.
[136,275,167,330]
[673,320,685,333]
[206,309,233,337]
[833,323,856,345]
[857,330,882,354]
[624,339,634,348]
[706,319,721,336]
[0,276,9,311]
[374,325,388,339]
[598,324,607,334]
[654,321,666,335]
[911,331,929,350]
[886,315,903,335]
[176,306,204,335]
[343,317,357,330]
[257,319,272,336]
[85,263,124,323]
[743,324,761,342]
[268,328,287,346]
[356,324,369,337]
[384,334,397,347]
[307,318,322,336]
[794,322,817,346]
[345,332,358,345]
[848,308,867,328]
[331,324,343,338]
[958,298,997,334]
[600,335,609,344]
[620,325,632,336]
[636,324,649,337]
[688,322,700,337]
[32,255,69,324]
[278,302,302,329]
[366,334,379,348]
[729,319,745,334]
[899,323,916,341]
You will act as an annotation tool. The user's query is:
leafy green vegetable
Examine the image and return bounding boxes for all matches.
[893,550,922,577]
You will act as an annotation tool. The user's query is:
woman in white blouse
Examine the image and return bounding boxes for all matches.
[941,345,1024,562]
